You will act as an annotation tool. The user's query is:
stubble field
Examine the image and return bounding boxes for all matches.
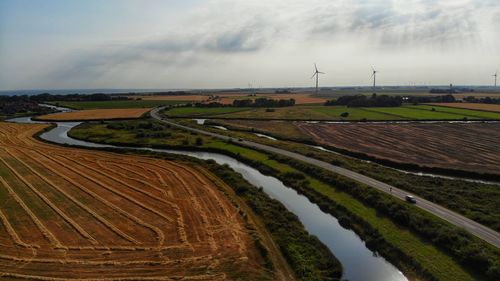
[0,122,269,280]
[35,108,151,121]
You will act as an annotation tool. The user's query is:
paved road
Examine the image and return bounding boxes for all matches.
[151,107,500,248]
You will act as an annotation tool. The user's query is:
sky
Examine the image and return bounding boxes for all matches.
[0,0,499,90]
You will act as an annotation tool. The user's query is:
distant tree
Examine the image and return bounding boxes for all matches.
[195,137,203,146]
[340,112,349,118]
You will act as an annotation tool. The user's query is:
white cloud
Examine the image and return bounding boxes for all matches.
[2,0,499,89]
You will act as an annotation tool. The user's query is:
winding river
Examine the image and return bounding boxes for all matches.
[8,116,407,281]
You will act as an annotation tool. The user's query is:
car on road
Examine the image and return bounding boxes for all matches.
[405,195,417,204]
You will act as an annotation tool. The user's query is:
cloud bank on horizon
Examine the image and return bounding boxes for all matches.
[0,0,499,90]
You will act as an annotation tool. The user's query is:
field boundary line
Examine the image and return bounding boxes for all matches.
[360,107,416,119]
[408,105,495,119]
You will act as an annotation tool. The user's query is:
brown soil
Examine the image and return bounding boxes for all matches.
[36,108,151,121]
[0,122,274,280]
[296,122,500,175]
[427,103,500,113]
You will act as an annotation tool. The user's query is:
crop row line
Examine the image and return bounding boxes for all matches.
[57,154,174,223]
[0,208,35,249]
[94,160,190,246]
[0,153,98,245]
[33,150,165,247]
[7,148,140,245]
[0,176,63,249]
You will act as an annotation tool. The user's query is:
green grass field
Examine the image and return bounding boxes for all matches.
[364,107,478,120]
[162,105,500,121]
[410,105,500,119]
[49,100,189,109]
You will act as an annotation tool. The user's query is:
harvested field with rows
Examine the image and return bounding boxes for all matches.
[296,122,500,175]
[0,122,272,280]
[35,108,151,121]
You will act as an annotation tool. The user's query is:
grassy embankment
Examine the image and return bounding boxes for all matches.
[67,120,342,281]
[70,119,500,281]
[185,118,500,232]
[48,100,189,109]
[162,104,500,121]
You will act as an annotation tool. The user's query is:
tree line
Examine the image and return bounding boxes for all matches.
[463,96,500,104]
[233,97,296,107]
[325,94,402,107]
[194,98,296,108]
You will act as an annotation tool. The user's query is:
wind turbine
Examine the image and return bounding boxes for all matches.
[371,66,378,92]
[493,71,498,88]
[311,63,325,94]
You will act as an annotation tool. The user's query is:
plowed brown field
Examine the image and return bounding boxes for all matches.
[0,122,271,280]
[297,122,500,175]
[36,108,151,121]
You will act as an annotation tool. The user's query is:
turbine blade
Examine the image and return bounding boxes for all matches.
[318,72,325,74]
[315,63,318,72]
[311,73,317,79]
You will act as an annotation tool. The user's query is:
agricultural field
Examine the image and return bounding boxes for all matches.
[49,99,188,109]
[163,105,500,120]
[0,122,275,280]
[163,107,252,117]
[296,122,500,175]
[129,95,209,102]
[215,93,327,105]
[426,102,500,113]
[208,119,309,141]
[35,108,151,121]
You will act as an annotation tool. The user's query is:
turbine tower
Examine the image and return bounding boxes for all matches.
[493,71,498,88]
[311,63,325,95]
[371,66,378,92]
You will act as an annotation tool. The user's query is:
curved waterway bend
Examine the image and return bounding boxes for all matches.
[9,117,407,281]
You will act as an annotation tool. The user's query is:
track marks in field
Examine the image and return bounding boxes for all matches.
[0,122,266,280]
